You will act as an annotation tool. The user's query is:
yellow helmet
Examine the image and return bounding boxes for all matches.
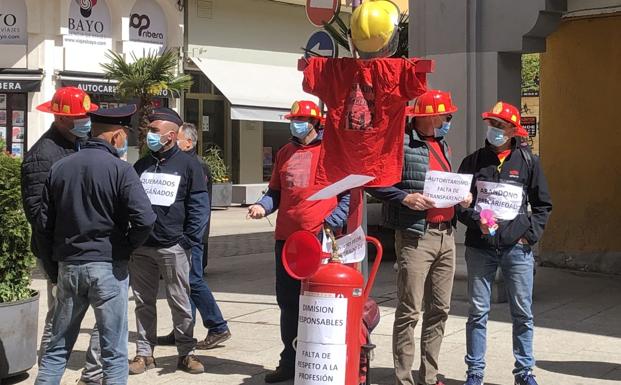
[350,0,400,59]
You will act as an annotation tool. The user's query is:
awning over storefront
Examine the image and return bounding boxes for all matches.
[190,57,314,123]
[0,69,43,92]
[57,71,175,97]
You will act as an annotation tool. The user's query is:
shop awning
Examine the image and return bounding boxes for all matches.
[0,69,43,92]
[190,57,313,123]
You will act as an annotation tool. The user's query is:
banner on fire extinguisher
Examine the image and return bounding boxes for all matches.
[297,295,348,344]
[295,341,346,385]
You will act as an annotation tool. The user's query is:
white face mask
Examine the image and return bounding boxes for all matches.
[486,126,509,147]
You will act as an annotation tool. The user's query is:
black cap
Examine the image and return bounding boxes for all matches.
[89,104,137,126]
[148,107,183,126]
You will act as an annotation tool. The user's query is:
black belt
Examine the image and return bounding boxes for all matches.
[426,221,453,231]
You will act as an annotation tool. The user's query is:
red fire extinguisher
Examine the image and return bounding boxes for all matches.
[282,229,383,385]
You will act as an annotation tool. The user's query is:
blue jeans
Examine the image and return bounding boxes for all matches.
[35,261,129,385]
[190,243,228,334]
[465,244,535,377]
[274,240,300,369]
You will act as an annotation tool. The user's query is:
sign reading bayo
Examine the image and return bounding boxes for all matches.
[0,0,27,45]
[129,0,167,46]
[64,0,112,48]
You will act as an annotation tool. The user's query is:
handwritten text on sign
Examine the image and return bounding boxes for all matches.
[140,172,181,207]
[297,295,347,344]
[295,341,346,385]
[423,171,473,208]
[322,226,366,264]
[475,181,523,220]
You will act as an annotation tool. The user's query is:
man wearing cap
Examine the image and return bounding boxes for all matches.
[157,122,231,350]
[33,105,156,385]
[368,90,471,385]
[20,87,100,374]
[247,100,350,383]
[456,102,552,385]
[129,108,209,374]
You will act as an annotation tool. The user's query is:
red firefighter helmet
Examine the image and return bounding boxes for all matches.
[284,100,321,121]
[36,87,99,116]
[482,101,528,137]
[406,89,458,117]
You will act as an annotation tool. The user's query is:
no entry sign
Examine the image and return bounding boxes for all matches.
[306,0,340,27]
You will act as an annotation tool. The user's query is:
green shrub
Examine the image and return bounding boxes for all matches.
[0,152,36,302]
[203,146,231,183]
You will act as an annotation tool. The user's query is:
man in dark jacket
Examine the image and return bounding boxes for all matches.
[129,108,209,375]
[20,87,100,377]
[456,102,552,385]
[157,122,231,350]
[369,90,471,385]
[33,106,156,385]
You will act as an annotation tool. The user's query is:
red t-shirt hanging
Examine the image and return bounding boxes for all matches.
[425,138,455,223]
[303,57,427,187]
[269,140,337,240]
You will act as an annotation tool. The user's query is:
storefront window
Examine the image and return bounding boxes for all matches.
[262,122,290,181]
[0,93,28,158]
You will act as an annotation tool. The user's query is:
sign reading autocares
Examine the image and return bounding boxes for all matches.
[64,0,112,48]
[0,0,27,45]
[129,0,166,46]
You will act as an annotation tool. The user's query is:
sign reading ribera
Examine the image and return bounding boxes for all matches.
[129,0,166,46]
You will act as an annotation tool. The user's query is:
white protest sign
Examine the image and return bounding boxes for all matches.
[140,172,181,207]
[295,341,346,385]
[322,226,366,264]
[298,295,347,344]
[475,181,523,220]
[307,175,374,201]
[423,171,473,208]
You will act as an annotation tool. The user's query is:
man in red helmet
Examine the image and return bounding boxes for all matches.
[247,100,350,383]
[21,87,103,385]
[456,102,552,385]
[368,90,472,385]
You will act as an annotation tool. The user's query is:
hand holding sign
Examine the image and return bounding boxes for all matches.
[423,171,474,208]
[402,193,436,211]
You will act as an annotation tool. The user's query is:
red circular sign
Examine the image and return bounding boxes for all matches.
[305,0,341,27]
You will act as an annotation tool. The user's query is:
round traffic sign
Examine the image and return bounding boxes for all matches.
[305,0,341,27]
[304,30,338,59]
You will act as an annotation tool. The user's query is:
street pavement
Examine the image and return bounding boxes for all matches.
[7,207,621,385]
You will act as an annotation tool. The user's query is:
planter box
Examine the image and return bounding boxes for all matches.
[212,183,232,208]
[232,183,268,205]
[0,291,39,379]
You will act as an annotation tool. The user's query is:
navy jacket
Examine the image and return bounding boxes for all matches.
[456,139,552,249]
[134,145,210,249]
[35,138,156,283]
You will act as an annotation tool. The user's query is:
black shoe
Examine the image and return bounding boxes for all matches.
[156,331,175,346]
[196,329,231,349]
[265,366,295,383]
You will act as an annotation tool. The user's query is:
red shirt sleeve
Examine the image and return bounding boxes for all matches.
[399,60,428,100]
[268,147,284,191]
[303,57,331,104]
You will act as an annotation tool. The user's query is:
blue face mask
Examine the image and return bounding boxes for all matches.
[434,121,451,138]
[486,126,509,147]
[116,138,128,158]
[290,121,312,139]
[146,132,164,152]
[70,117,91,138]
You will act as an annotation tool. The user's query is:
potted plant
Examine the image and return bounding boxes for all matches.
[203,146,232,208]
[0,152,38,379]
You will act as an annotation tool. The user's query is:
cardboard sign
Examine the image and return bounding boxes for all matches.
[423,171,473,208]
[295,341,346,385]
[322,226,366,264]
[307,174,374,201]
[298,295,347,345]
[475,180,523,220]
[140,172,181,207]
